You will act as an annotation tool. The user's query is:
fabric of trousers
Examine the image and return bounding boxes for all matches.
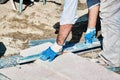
[60,0,100,25]
[99,0,120,66]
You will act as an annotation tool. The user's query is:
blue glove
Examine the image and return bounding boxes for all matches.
[39,47,58,62]
[84,30,96,44]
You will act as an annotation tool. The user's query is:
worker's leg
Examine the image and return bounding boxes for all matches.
[99,0,120,67]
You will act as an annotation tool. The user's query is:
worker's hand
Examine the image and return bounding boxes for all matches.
[39,47,59,62]
[84,29,96,44]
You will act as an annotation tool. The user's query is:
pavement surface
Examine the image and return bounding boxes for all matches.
[0,55,22,69]
[0,53,120,80]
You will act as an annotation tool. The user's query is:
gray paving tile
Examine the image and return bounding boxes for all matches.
[0,53,120,80]
[0,73,11,80]
[35,53,120,80]
[0,63,68,80]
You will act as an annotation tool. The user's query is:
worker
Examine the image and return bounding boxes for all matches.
[39,0,100,62]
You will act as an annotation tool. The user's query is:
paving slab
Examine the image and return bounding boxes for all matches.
[28,38,102,53]
[0,53,120,80]
[35,53,120,80]
[0,73,11,80]
[20,42,53,57]
[0,63,68,80]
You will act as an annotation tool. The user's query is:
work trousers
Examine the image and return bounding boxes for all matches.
[60,0,100,25]
[99,0,120,66]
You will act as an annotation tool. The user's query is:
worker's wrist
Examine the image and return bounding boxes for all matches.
[86,27,96,33]
[50,42,63,55]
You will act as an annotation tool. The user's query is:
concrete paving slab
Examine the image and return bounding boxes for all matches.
[35,53,120,80]
[0,63,68,80]
[28,38,102,53]
[20,42,53,57]
[28,38,56,47]
[0,73,11,80]
[0,53,120,80]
